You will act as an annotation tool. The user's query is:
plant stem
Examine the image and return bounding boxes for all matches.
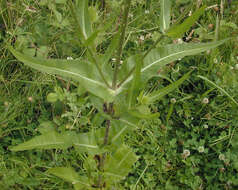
[103,119,111,146]
[112,0,132,89]
[97,103,113,188]
[97,120,111,188]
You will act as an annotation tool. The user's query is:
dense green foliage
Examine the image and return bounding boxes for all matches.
[1,0,238,189]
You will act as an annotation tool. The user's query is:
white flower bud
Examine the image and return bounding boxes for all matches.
[202,97,209,104]
[28,97,33,102]
[145,10,149,14]
[171,98,176,104]
[139,35,145,41]
[198,146,205,153]
[4,101,9,107]
[213,58,218,64]
[67,57,73,60]
[182,149,190,159]
[219,154,225,161]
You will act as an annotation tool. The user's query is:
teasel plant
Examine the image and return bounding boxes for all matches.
[8,0,228,189]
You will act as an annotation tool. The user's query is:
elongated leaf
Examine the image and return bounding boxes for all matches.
[119,39,227,93]
[160,0,171,33]
[9,47,115,101]
[48,167,90,188]
[167,5,206,38]
[147,71,192,103]
[128,55,143,109]
[10,131,74,151]
[70,0,92,41]
[198,75,238,106]
[104,145,138,183]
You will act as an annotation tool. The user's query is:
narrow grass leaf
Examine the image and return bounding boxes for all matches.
[148,71,192,103]
[198,75,238,106]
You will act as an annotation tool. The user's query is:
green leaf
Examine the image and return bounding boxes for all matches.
[160,0,171,33]
[9,47,115,101]
[48,167,90,188]
[128,55,143,109]
[198,75,238,106]
[167,5,206,38]
[118,39,227,93]
[147,71,192,103]
[10,131,74,151]
[70,0,92,41]
[104,145,138,183]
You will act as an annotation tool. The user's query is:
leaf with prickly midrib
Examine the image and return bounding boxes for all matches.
[10,131,73,151]
[119,40,227,93]
[9,47,114,101]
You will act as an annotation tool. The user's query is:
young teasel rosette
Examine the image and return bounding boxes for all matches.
[8,0,229,189]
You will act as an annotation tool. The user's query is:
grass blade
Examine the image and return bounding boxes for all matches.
[147,70,192,103]
[198,75,238,106]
